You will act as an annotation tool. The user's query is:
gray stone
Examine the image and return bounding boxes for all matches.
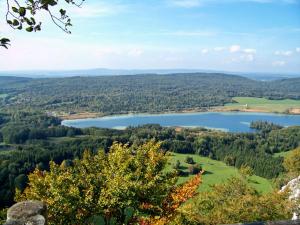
[4,201,47,225]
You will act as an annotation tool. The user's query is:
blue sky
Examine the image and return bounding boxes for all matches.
[0,0,300,73]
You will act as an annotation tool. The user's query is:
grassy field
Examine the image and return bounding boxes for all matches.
[273,149,295,158]
[168,153,273,194]
[224,97,300,113]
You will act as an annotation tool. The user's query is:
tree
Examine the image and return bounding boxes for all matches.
[224,155,235,166]
[185,156,195,164]
[175,177,294,225]
[16,141,178,225]
[239,165,254,179]
[283,147,300,175]
[14,174,28,191]
[139,173,202,225]
[188,164,202,175]
[1,0,84,49]
[173,160,181,170]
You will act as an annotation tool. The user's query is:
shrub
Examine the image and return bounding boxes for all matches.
[188,164,202,175]
[185,156,195,164]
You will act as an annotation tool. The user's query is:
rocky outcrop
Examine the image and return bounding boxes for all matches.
[280,175,300,220]
[4,201,47,225]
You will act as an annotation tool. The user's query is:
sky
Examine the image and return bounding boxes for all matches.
[0,0,300,73]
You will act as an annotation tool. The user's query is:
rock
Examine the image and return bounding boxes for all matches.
[4,201,47,225]
[281,175,300,220]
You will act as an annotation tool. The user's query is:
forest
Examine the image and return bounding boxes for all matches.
[1,74,300,114]
[1,111,299,209]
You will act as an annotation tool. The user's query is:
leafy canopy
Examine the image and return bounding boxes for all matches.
[17,141,182,224]
[283,147,300,175]
[176,177,294,225]
[1,0,84,49]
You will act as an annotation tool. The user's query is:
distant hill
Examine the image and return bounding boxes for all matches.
[0,68,298,80]
[1,73,300,114]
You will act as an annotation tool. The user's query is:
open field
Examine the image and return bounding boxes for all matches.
[224,97,300,114]
[168,153,273,194]
[273,150,293,158]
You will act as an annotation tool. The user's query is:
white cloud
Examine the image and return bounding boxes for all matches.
[296,48,300,53]
[240,54,255,62]
[229,45,241,53]
[243,48,257,54]
[272,61,286,66]
[214,47,226,51]
[274,50,293,56]
[201,49,209,54]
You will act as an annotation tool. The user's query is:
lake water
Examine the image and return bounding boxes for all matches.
[61,112,300,133]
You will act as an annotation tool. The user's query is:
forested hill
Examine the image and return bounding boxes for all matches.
[0,73,300,114]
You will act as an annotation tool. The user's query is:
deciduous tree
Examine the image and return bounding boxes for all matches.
[16,141,178,225]
[175,177,294,225]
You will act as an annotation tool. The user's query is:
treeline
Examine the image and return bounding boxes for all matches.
[1,74,300,114]
[250,120,283,133]
[0,112,81,144]
[0,112,299,208]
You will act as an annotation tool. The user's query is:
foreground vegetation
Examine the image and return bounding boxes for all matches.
[15,142,296,225]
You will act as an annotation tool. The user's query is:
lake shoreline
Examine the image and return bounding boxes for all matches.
[58,106,300,121]
[61,110,300,133]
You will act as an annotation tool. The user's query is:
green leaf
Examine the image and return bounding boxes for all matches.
[87,215,105,225]
[12,19,19,26]
[31,17,36,25]
[41,0,57,6]
[60,9,66,16]
[7,20,12,25]
[25,18,33,25]
[12,7,18,13]
[26,27,33,32]
[124,207,134,224]
[19,7,26,17]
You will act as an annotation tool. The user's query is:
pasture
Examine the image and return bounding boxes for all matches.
[168,153,273,194]
[224,97,300,113]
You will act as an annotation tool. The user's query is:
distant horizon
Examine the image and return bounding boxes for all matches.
[0,67,299,76]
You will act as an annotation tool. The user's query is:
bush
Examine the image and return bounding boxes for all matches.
[185,156,195,164]
[188,164,202,175]
[173,160,181,169]
[176,177,294,225]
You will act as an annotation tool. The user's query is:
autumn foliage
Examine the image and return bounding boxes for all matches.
[139,172,202,225]
[15,141,202,225]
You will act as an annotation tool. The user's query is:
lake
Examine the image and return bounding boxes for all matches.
[61,112,300,132]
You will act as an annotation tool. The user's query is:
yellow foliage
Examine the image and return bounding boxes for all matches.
[176,177,294,225]
[139,172,202,225]
[283,147,300,175]
[17,141,177,225]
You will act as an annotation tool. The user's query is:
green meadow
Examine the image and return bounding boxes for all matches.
[168,153,273,194]
[224,97,300,113]
[274,149,294,158]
